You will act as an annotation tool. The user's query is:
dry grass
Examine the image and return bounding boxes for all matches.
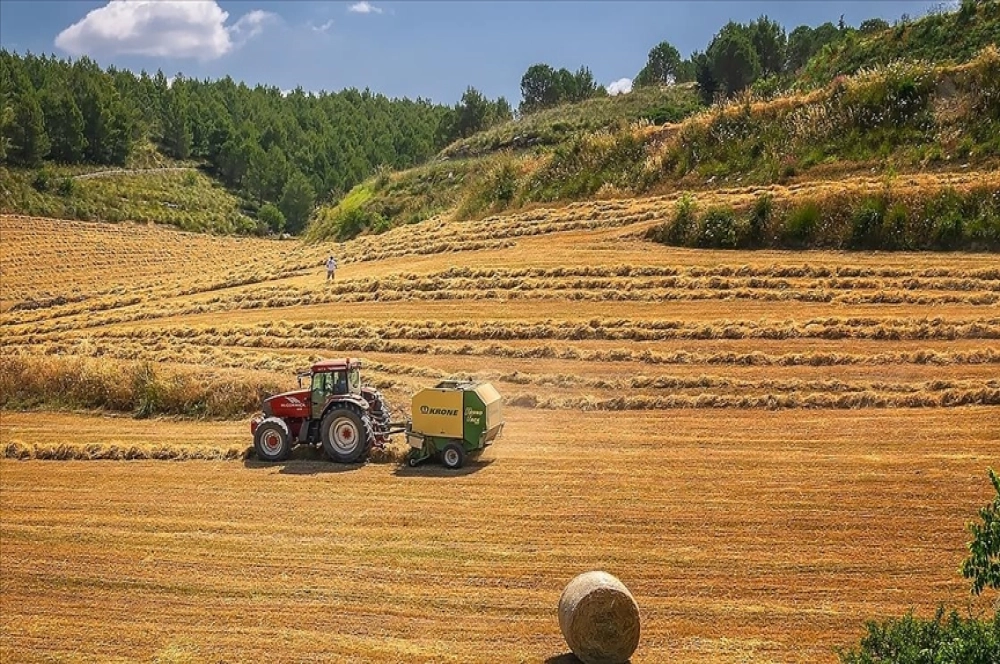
[2,408,997,663]
[1,179,998,664]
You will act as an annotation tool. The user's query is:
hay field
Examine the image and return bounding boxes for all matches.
[1,172,998,663]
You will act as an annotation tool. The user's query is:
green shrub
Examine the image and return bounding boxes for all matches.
[258,203,285,234]
[493,160,518,205]
[839,468,1000,664]
[32,169,52,192]
[56,177,75,196]
[369,211,392,234]
[335,206,369,239]
[372,165,392,191]
[746,193,773,247]
[665,194,697,246]
[695,206,739,248]
[848,197,888,249]
[883,202,911,250]
[962,467,1000,596]
[132,362,163,419]
[837,606,999,664]
[782,200,821,246]
[934,210,966,250]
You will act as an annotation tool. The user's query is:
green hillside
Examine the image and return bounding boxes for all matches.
[305,85,704,241]
[0,164,253,234]
[440,84,702,160]
[798,0,1000,87]
[308,46,1000,245]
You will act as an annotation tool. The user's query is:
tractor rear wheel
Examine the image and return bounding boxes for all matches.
[441,442,466,470]
[254,419,291,462]
[320,406,375,463]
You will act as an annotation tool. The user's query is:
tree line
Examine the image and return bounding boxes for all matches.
[630,1,997,102]
[511,12,902,115]
[518,64,606,114]
[632,16,853,100]
[0,50,514,233]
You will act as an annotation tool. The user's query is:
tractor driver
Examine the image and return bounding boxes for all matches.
[333,371,348,394]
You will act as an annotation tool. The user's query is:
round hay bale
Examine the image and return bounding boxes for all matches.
[558,570,640,664]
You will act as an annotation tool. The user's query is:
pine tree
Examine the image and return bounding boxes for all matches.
[0,104,12,161]
[9,87,49,166]
[161,88,192,160]
[43,88,87,163]
[278,170,316,235]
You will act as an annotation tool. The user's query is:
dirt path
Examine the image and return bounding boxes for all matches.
[72,166,197,180]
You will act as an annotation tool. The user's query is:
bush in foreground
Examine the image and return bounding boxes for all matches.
[837,468,1000,663]
[837,608,999,664]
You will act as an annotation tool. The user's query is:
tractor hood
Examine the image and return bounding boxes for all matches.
[263,389,311,419]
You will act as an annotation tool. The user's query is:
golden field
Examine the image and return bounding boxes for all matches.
[1,171,998,663]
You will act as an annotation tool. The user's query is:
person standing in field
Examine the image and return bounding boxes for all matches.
[326,255,338,282]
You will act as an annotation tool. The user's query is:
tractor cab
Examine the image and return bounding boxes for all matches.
[308,358,363,420]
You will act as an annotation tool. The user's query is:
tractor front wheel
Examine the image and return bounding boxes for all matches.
[254,419,291,462]
[321,407,374,463]
[441,442,466,470]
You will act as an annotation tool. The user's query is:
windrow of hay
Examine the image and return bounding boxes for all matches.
[361,358,1000,395]
[2,441,252,461]
[507,387,1000,410]
[2,440,411,464]
[484,373,999,395]
[17,336,1000,373]
[0,354,285,419]
[69,316,1000,347]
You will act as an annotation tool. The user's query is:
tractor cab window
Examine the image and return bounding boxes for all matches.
[312,371,348,397]
[348,367,361,393]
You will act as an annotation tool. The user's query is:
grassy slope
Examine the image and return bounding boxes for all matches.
[305,85,704,242]
[798,0,1000,87]
[440,83,702,159]
[308,46,1000,244]
[0,167,254,234]
[0,141,254,235]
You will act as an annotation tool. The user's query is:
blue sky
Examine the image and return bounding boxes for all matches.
[0,1,950,104]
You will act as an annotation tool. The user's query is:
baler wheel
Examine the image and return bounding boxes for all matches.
[441,442,466,470]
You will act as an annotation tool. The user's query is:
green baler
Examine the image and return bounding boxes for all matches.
[405,380,504,469]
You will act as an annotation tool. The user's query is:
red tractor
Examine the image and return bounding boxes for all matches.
[249,358,396,463]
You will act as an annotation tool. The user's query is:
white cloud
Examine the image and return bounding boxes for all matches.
[607,78,633,96]
[230,10,274,42]
[54,1,276,61]
[311,19,335,33]
[348,2,383,14]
